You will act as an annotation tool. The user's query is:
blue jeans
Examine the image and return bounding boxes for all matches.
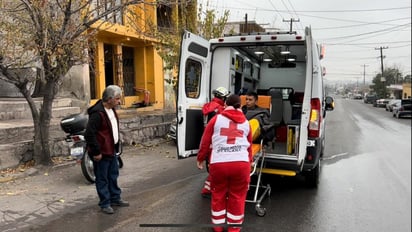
[93,155,121,208]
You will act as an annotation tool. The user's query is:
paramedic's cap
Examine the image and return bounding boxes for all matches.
[225,94,241,109]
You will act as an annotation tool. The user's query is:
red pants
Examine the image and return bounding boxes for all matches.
[201,174,212,194]
[209,162,250,232]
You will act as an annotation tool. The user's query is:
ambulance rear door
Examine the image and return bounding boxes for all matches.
[297,27,314,167]
[176,31,211,159]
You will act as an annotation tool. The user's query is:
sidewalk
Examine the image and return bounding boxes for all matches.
[0,139,186,232]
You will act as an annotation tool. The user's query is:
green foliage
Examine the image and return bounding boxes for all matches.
[197,3,229,40]
[371,66,404,98]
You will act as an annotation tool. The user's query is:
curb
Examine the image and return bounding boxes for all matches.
[0,139,172,184]
[0,160,77,183]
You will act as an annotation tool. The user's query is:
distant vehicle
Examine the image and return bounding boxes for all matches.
[375,99,390,108]
[385,99,401,112]
[353,94,363,100]
[364,94,377,104]
[392,99,412,118]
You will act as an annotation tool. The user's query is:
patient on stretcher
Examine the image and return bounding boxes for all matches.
[240,92,275,145]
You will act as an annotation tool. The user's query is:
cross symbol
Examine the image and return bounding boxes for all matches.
[220,121,244,144]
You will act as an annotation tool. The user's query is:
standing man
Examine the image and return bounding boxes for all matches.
[85,85,129,214]
[197,94,252,232]
[200,86,230,198]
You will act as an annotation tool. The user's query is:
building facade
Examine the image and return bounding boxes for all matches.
[58,0,195,111]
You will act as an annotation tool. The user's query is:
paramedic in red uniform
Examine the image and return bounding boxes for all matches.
[197,94,252,232]
[200,86,230,198]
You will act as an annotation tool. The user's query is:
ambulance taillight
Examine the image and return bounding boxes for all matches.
[308,98,321,138]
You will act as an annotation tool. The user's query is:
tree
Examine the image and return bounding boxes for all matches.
[371,66,403,98]
[0,0,145,165]
[197,2,230,40]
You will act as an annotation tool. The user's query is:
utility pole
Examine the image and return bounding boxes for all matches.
[244,13,248,33]
[283,18,299,33]
[375,46,388,81]
[361,64,368,86]
[375,46,388,97]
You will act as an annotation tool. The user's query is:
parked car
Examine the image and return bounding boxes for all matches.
[386,99,401,112]
[392,99,412,118]
[353,94,363,100]
[364,94,377,104]
[374,98,390,108]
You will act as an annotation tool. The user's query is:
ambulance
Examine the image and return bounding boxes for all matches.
[175,27,334,187]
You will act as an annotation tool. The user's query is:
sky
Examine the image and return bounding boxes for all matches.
[198,0,411,85]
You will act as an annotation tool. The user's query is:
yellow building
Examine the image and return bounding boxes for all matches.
[403,83,411,99]
[88,1,191,110]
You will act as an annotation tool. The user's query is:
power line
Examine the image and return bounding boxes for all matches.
[320,23,411,44]
[210,5,411,13]
[312,17,410,30]
[266,0,287,31]
[284,0,305,31]
[284,6,411,13]
[320,23,411,41]
[325,40,411,46]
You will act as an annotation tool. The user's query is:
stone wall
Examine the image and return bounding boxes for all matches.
[0,110,176,170]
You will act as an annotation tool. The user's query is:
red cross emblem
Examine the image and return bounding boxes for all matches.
[220,121,243,144]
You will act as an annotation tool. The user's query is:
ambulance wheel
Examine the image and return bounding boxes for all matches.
[305,159,320,188]
[255,206,266,217]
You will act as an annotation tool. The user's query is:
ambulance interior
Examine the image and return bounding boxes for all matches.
[210,43,307,157]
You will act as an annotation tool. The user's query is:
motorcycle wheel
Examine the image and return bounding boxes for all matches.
[81,151,96,183]
[118,156,124,169]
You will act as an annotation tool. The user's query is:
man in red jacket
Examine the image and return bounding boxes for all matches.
[200,87,230,198]
[85,85,129,214]
[197,94,252,232]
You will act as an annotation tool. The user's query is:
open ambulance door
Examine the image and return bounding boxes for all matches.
[176,31,211,159]
[297,27,314,168]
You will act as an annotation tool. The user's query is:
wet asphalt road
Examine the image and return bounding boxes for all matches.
[15,97,412,232]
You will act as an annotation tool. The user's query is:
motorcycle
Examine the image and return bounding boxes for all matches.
[166,118,177,143]
[60,113,123,183]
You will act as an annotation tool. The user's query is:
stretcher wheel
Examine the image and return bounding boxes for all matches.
[255,206,266,217]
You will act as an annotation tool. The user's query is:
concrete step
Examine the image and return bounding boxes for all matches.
[0,118,66,144]
[52,107,81,118]
[0,98,81,120]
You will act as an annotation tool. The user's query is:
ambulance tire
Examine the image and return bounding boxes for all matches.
[304,159,320,188]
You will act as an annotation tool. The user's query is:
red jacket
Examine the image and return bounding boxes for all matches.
[198,107,252,163]
[202,97,225,116]
[85,100,119,157]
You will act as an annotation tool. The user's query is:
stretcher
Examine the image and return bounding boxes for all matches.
[245,119,271,217]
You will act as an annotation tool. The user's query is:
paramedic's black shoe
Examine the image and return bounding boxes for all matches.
[101,206,114,214]
[201,193,211,199]
[111,200,129,207]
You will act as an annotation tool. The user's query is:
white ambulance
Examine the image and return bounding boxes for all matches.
[176,27,334,187]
